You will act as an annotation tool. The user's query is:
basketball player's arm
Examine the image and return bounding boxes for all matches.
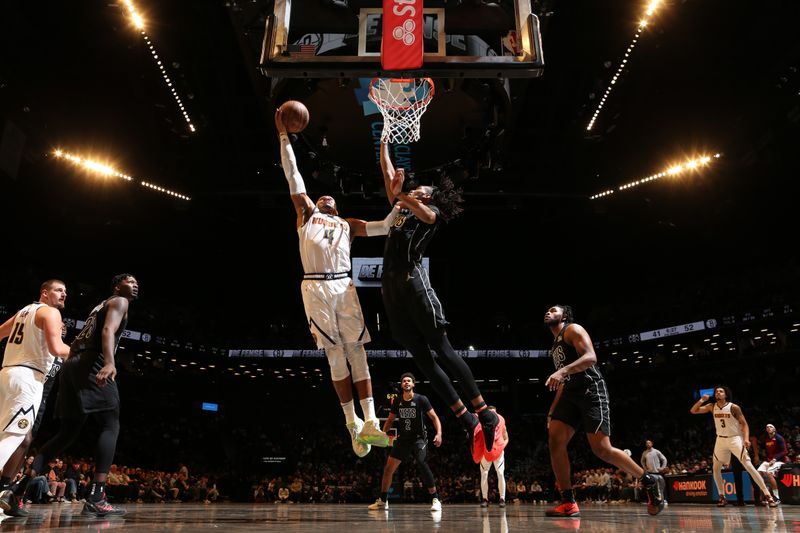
[275,109,314,228]
[545,324,597,390]
[382,412,396,434]
[690,394,714,414]
[380,142,400,205]
[347,205,401,238]
[0,312,18,339]
[95,297,129,386]
[36,306,71,357]
[426,409,442,447]
[396,193,436,224]
[731,404,752,447]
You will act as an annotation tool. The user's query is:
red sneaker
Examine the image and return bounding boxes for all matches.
[545,501,581,517]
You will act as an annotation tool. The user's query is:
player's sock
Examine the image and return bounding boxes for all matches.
[341,400,356,425]
[89,481,107,503]
[560,489,576,503]
[380,491,388,502]
[360,397,376,422]
[0,476,11,491]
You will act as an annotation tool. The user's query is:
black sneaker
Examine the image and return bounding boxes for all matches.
[480,499,489,508]
[82,499,126,517]
[0,490,28,517]
[499,499,506,508]
[642,474,666,516]
[478,409,499,452]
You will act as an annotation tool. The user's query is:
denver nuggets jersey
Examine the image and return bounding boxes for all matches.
[298,208,352,274]
[2,303,54,374]
[713,402,741,437]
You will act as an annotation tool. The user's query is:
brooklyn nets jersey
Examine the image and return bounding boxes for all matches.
[550,323,604,392]
[390,393,432,442]
[713,402,741,437]
[383,206,440,273]
[2,303,53,374]
[298,208,352,274]
[71,297,128,357]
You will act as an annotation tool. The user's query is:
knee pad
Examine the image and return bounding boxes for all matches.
[325,345,350,381]
[344,343,370,383]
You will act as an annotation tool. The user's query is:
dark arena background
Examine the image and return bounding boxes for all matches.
[1,0,799,531]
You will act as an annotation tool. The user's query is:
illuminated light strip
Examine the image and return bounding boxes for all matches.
[53,149,191,201]
[590,153,720,200]
[120,1,197,133]
[587,0,662,131]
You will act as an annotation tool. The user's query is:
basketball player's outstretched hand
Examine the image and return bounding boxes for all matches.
[274,109,287,134]
[96,363,117,386]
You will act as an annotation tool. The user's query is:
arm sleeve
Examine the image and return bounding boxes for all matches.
[279,133,306,195]
[365,206,400,236]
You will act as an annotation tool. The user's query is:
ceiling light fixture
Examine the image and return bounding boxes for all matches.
[53,149,191,200]
[586,0,663,131]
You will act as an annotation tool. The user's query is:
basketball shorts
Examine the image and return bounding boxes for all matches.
[551,382,611,436]
[0,366,45,436]
[301,278,370,348]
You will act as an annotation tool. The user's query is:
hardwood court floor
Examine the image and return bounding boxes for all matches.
[0,501,796,532]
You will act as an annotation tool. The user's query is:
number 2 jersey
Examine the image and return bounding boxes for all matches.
[390,393,432,442]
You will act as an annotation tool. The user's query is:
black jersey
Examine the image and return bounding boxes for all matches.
[550,323,605,392]
[71,296,128,359]
[383,206,441,273]
[390,392,432,442]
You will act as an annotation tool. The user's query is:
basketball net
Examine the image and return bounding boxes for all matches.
[369,78,435,144]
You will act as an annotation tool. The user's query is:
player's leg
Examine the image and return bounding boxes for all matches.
[712,439,731,506]
[82,409,125,517]
[337,285,390,447]
[480,457,491,505]
[369,455,402,510]
[546,416,579,517]
[412,440,440,511]
[495,454,507,506]
[734,440,779,506]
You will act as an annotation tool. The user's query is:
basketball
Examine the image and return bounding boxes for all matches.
[280,100,310,133]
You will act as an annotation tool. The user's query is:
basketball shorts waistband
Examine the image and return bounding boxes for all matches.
[303,272,349,280]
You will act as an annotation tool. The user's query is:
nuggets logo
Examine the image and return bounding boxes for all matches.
[393,214,407,227]
[17,419,29,429]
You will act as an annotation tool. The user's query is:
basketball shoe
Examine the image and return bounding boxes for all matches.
[359,419,390,447]
[642,473,666,515]
[368,498,388,510]
[346,416,371,457]
[545,501,581,517]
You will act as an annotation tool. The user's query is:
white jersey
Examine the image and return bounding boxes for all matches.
[2,303,54,375]
[713,402,741,437]
[298,208,352,275]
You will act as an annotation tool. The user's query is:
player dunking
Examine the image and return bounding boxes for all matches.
[690,386,780,507]
[276,110,396,456]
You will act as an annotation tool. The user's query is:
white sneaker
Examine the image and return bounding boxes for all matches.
[368,498,388,510]
[346,417,371,457]
[430,498,442,511]
[359,419,390,447]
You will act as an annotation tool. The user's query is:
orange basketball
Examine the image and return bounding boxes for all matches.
[280,100,310,133]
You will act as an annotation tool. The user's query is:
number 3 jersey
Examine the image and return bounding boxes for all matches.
[713,402,741,437]
[390,393,432,442]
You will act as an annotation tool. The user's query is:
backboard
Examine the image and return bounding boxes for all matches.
[260,0,544,78]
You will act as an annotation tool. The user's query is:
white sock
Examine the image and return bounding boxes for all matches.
[773,489,779,499]
[341,400,356,425]
[360,397,376,422]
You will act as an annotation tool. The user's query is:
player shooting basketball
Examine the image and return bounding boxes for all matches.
[274,108,398,457]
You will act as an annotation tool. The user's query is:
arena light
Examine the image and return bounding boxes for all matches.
[586,0,664,131]
[53,149,191,201]
[120,1,196,133]
[590,152,721,200]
